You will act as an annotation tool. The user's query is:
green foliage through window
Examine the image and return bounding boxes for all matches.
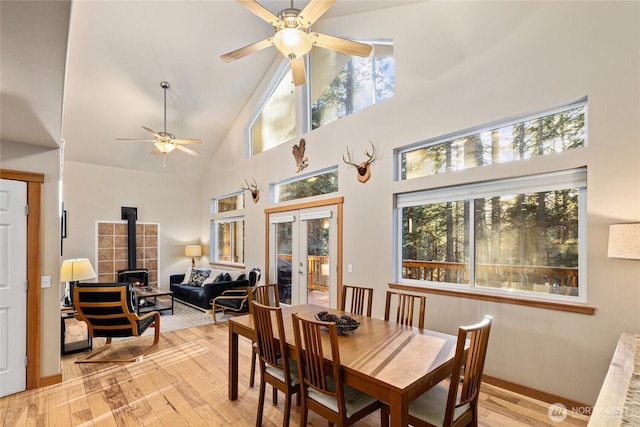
[311,43,394,130]
[398,170,585,299]
[275,169,338,203]
[401,103,586,180]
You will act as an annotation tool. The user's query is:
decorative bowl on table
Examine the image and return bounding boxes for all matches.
[315,311,361,335]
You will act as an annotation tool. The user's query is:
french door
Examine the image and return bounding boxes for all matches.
[268,204,339,308]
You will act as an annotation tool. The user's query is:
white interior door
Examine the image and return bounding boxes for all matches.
[269,205,338,307]
[0,179,27,397]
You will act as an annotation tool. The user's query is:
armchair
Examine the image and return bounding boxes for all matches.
[212,268,261,323]
[73,282,160,363]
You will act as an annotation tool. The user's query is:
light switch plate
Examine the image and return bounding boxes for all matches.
[348,264,353,273]
[41,276,51,288]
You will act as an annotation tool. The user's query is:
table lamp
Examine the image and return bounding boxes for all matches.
[608,223,640,260]
[185,245,202,268]
[61,258,97,307]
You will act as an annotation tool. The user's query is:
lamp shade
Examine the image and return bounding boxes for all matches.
[608,223,640,260]
[185,245,202,257]
[60,258,97,282]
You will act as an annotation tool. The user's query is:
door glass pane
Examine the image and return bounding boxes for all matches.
[306,218,330,307]
[276,222,293,305]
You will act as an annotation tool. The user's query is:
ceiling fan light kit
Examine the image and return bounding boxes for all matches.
[221,0,373,86]
[116,81,202,161]
[273,28,311,60]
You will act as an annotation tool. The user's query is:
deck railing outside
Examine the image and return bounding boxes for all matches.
[276,255,579,296]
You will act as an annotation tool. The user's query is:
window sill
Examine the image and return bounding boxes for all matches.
[388,282,596,315]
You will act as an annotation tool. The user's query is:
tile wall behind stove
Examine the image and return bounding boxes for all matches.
[96,221,159,287]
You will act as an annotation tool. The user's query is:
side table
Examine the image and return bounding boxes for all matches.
[60,307,92,355]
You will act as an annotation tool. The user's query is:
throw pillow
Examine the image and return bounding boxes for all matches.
[213,273,225,282]
[223,272,232,281]
[188,269,211,287]
[180,267,193,284]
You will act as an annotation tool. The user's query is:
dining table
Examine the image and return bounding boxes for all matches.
[228,303,461,427]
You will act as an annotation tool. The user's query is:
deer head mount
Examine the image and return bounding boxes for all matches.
[343,141,376,183]
[240,178,260,203]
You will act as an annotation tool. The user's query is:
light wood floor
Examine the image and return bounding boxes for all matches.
[1,322,589,426]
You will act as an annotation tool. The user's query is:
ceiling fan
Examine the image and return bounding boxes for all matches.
[117,81,202,157]
[220,0,373,86]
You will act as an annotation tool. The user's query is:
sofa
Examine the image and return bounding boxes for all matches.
[169,267,258,312]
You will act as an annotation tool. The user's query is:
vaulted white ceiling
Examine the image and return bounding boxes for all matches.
[2,0,422,179]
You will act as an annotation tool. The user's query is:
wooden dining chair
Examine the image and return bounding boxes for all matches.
[340,285,373,317]
[249,284,280,388]
[252,301,300,427]
[291,312,382,427]
[400,316,493,427]
[384,290,427,329]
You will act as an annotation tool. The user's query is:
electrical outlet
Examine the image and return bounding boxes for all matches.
[41,276,51,288]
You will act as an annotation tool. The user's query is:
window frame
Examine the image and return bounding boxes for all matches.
[395,97,588,181]
[246,38,394,158]
[395,168,588,305]
[211,191,246,267]
[271,166,339,204]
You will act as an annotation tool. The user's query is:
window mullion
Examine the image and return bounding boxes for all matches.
[469,198,476,289]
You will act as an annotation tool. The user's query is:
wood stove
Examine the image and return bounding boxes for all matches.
[117,206,149,287]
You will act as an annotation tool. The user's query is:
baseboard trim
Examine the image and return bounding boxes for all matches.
[483,375,590,410]
[40,374,62,387]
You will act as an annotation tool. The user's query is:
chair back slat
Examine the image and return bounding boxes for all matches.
[384,290,427,329]
[252,302,288,373]
[253,284,280,308]
[340,285,373,317]
[74,283,145,337]
[444,316,492,425]
[292,313,342,403]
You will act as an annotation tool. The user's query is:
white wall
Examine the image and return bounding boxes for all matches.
[0,140,62,378]
[62,161,202,288]
[199,1,640,404]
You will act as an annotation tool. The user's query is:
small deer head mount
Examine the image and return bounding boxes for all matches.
[343,141,376,183]
[240,178,260,203]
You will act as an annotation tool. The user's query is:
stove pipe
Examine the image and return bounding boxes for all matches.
[121,206,138,270]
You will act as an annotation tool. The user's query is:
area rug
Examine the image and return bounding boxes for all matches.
[142,300,213,335]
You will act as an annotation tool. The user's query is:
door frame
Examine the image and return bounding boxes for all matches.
[1,169,43,390]
[264,196,343,307]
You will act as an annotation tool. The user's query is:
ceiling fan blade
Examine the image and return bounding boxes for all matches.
[116,138,155,141]
[236,0,280,25]
[310,33,373,57]
[173,138,203,145]
[176,144,200,156]
[291,56,306,86]
[299,0,336,27]
[143,126,162,138]
[220,37,274,63]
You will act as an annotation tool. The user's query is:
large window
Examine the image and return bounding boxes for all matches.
[400,101,586,180]
[211,192,245,266]
[274,168,338,203]
[251,68,296,156]
[212,217,245,265]
[397,169,586,301]
[310,42,394,130]
[247,41,394,157]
